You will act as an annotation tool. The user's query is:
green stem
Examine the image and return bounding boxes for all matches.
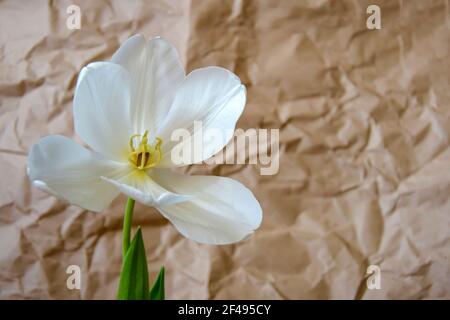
[122,198,135,259]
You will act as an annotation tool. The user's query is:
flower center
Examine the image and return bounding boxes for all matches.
[128,130,162,170]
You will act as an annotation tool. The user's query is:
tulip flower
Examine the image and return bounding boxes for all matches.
[27,35,262,299]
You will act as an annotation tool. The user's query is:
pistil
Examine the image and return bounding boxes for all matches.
[128,131,162,170]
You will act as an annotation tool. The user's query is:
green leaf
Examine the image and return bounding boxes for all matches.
[117,227,150,300]
[149,266,165,300]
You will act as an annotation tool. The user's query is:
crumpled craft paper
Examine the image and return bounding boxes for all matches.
[0,0,449,299]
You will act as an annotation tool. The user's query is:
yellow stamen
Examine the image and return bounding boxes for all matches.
[128,131,162,170]
[129,134,141,151]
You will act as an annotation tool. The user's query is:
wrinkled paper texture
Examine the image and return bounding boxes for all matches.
[0,0,449,299]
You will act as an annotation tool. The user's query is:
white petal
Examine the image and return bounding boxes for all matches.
[111,34,147,74]
[101,169,190,207]
[150,169,262,245]
[112,35,185,136]
[157,67,246,167]
[73,61,132,161]
[27,135,122,212]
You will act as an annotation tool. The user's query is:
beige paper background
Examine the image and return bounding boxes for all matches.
[0,0,450,299]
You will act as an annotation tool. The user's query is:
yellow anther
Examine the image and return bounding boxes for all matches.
[128,131,162,170]
[141,130,149,145]
[155,137,162,148]
[129,134,141,151]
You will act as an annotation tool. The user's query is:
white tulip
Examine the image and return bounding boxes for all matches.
[27,35,262,245]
